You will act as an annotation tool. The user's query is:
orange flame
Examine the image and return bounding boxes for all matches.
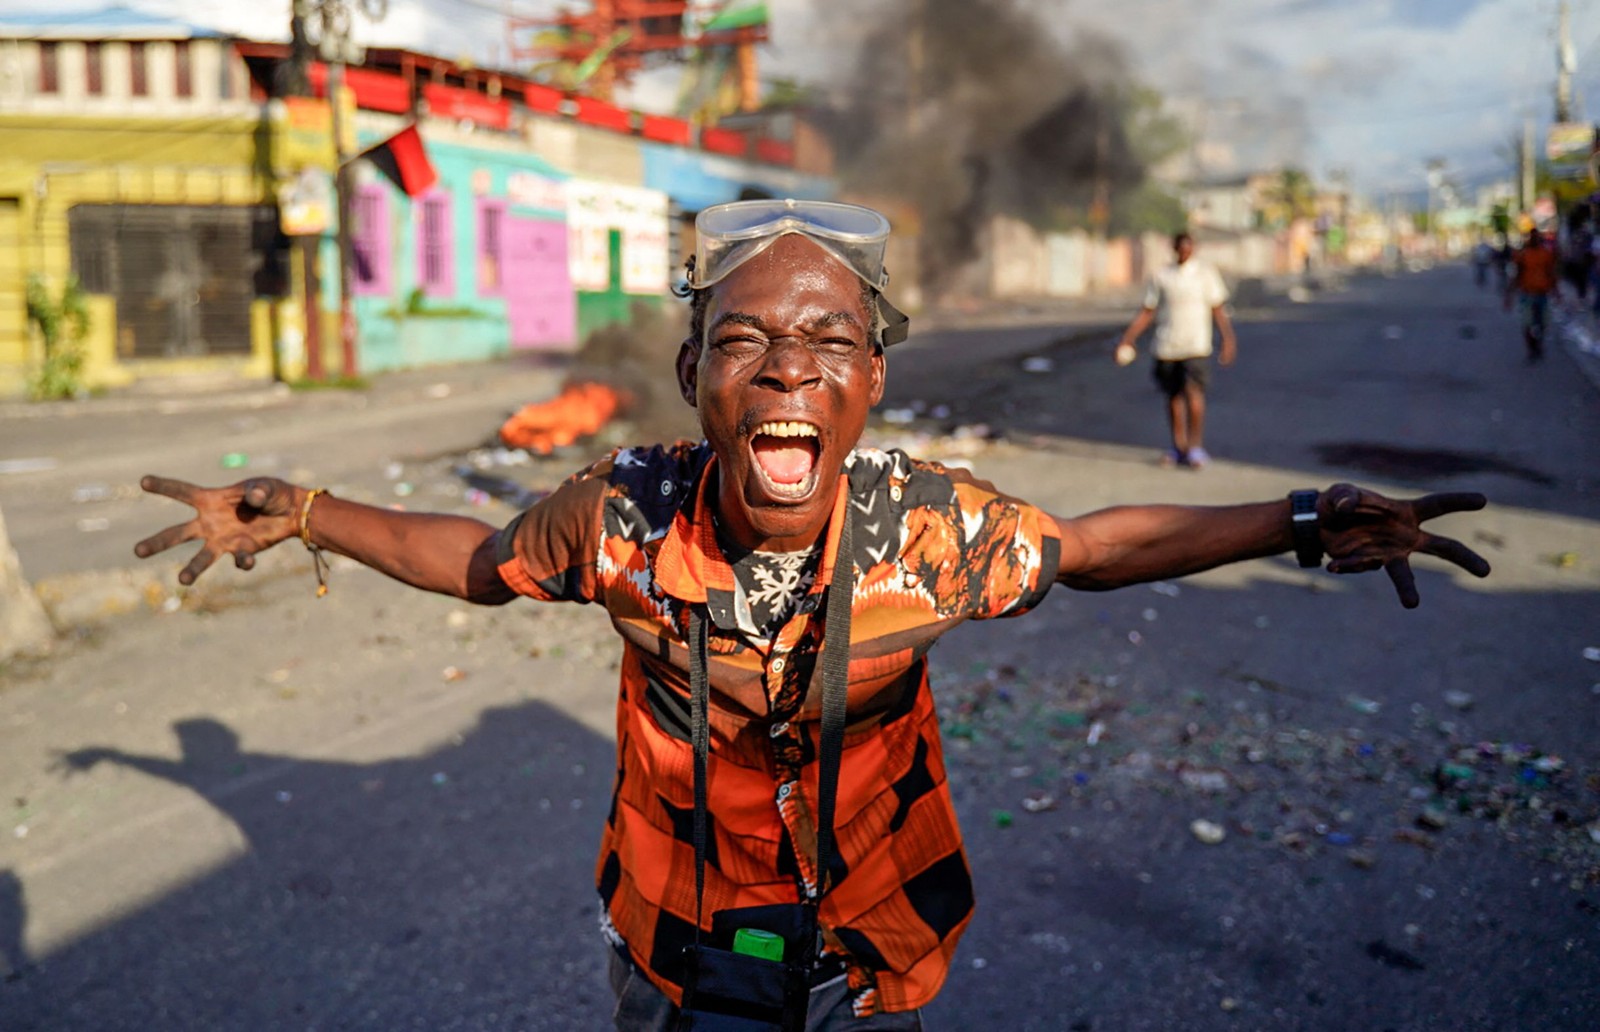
[499,380,632,454]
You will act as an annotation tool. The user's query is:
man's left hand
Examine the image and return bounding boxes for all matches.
[1318,483,1491,608]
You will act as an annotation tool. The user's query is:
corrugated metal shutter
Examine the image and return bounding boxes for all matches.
[68,205,262,358]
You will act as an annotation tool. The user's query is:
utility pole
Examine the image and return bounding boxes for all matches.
[1521,117,1536,221]
[1556,0,1575,123]
[288,0,323,382]
[304,0,387,381]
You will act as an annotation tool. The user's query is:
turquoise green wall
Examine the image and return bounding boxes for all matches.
[338,134,568,373]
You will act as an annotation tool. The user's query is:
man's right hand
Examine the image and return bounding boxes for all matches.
[133,476,305,585]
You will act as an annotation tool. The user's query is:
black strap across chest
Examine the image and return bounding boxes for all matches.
[687,512,854,939]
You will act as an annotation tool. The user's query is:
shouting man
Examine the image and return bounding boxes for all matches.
[136,200,1489,1031]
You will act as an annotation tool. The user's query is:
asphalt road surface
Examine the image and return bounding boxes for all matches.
[2,266,1598,1031]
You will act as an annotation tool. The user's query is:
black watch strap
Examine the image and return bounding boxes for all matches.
[1289,490,1322,569]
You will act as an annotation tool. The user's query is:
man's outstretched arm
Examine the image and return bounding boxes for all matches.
[134,476,516,604]
[1049,484,1490,608]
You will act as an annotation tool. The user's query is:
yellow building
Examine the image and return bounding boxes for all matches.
[0,10,290,398]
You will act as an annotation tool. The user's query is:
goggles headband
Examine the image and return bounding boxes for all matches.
[688,198,909,347]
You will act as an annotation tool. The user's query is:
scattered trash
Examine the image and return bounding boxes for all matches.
[394,482,414,497]
[0,457,59,475]
[1149,581,1181,597]
[431,772,449,786]
[1582,647,1600,663]
[276,791,293,804]
[383,461,404,480]
[1021,356,1054,373]
[1127,630,1143,645]
[1086,721,1106,746]
[1219,997,1240,1013]
[75,517,111,533]
[992,809,1015,829]
[427,383,452,399]
[1346,695,1382,715]
[971,957,988,970]
[1021,794,1056,813]
[71,483,112,503]
[1442,690,1474,711]
[1416,809,1449,831]
[441,666,467,682]
[1365,939,1425,971]
[1190,819,1226,845]
[464,488,491,506]
[1347,849,1377,869]
[220,452,249,469]
[445,611,471,630]
[14,824,28,839]
[1179,768,1231,793]
[1141,608,1159,622]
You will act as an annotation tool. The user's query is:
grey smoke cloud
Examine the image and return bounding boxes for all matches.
[819,0,1149,290]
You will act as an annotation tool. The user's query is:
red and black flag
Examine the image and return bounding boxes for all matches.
[358,124,437,197]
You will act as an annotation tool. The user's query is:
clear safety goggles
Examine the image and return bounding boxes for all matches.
[688,198,909,346]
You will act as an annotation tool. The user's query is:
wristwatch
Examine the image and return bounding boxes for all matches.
[1289,490,1323,569]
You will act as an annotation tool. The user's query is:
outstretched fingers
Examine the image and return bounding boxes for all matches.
[179,546,217,586]
[133,520,198,559]
[1411,491,1488,523]
[1419,533,1492,578]
[1384,557,1420,609]
[140,474,199,504]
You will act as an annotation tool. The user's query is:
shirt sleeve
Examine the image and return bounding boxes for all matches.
[1204,265,1229,307]
[935,466,1062,620]
[493,454,614,604]
[1142,274,1162,310]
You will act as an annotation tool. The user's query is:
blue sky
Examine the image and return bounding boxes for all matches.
[5,0,1594,197]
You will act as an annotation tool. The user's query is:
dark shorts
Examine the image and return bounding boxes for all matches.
[1153,357,1211,397]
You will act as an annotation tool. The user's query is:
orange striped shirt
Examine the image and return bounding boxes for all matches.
[496,442,1060,1014]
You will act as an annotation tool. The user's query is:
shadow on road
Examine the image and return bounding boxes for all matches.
[2,700,616,1031]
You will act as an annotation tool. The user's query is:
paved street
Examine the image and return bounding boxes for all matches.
[2,266,1599,1030]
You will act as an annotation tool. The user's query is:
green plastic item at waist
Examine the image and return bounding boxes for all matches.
[732,927,785,962]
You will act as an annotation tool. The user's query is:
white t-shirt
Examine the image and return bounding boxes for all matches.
[1143,259,1229,360]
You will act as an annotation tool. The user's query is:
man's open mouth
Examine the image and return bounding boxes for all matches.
[749,420,822,499]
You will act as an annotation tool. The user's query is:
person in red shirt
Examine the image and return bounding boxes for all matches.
[1506,226,1562,362]
[133,200,1491,1030]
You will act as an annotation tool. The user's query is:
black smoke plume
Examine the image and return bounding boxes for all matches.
[822,0,1149,292]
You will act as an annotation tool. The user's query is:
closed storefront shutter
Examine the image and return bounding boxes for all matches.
[68,205,263,358]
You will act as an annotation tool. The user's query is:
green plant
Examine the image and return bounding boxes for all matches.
[26,274,90,401]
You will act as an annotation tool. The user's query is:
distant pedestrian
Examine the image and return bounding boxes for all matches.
[1114,232,1237,469]
[1472,239,1494,289]
[1494,238,1513,292]
[1505,228,1561,363]
[1559,208,1594,300]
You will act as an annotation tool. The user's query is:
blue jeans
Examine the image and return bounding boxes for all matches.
[609,950,925,1031]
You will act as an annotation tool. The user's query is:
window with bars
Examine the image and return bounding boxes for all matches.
[351,185,390,296]
[417,191,454,297]
[129,42,148,96]
[85,42,103,95]
[174,40,192,98]
[38,42,58,93]
[477,199,506,296]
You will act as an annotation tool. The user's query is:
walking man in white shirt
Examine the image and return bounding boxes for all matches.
[1114,232,1237,468]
